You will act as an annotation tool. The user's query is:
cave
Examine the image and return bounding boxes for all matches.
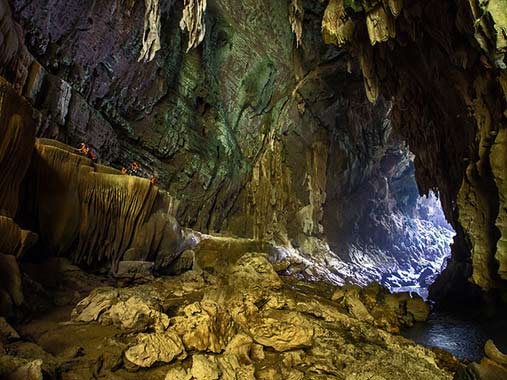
[1,0,507,379]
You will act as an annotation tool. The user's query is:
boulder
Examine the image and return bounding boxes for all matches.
[191,355,220,380]
[71,287,119,322]
[124,330,186,368]
[172,301,236,353]
[107,296,169,332]
[72,287,170,333]
[114,260,155,282]
[217,353,256,380]
[249,311,314,352]
[0,317,19,343]
[165,249,195,275]
[227,253,283,291]
[406,297,430,322]
[165,367,192,380]
[3,359,43,380]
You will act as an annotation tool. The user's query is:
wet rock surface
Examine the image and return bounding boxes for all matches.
[0,237,453,380]
[455,340,507,380]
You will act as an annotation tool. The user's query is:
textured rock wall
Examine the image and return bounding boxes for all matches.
[0,76,36,315]
[4,0,399,251]
[320,0,507,299]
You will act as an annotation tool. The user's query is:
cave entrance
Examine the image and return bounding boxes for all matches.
[302,146,456,300]
[380,190,455,298]
[340,156,456,300]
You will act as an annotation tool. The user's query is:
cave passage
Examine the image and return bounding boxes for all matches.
[302,153,456,299]
[337,188,456,299]
[381,191,455,296]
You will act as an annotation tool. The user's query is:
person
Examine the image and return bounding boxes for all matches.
[150,175,157,185]
[78,143,97,161]
[78,143,89,155]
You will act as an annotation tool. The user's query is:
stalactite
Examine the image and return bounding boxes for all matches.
[321,0,355,47]
[289,0,304,47]
[138,0,162,62]
[365,5,396,45]
[179,0,207,52]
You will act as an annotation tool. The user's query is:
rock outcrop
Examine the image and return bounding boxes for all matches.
[27,138,182,271]
[0,72,183,316]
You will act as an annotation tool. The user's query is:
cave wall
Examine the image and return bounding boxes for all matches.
[0,0,464,298]
[1,0,404,252]
[320,0,507,300]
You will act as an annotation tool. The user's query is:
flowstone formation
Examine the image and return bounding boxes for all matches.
[0,74,183,317]
[319,0,507,302]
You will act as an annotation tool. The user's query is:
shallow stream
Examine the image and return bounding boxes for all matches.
[402,311,507,362]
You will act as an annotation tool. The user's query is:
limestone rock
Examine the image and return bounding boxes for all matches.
[0,254,23,308]
[107,296,169,333]
[0,216,37,259]
[3,359,43,380]
[365,5,396,45]
[331,288,345,301]
[227,253,283,291]
[180,0,207,52]
[172,301,236,353]
[0,76,35,218]
[71,287,119,322]
[0,317,19,343]
[249,310,314,352]
[406,297,430,322]
[289,0,304,47]
[217,353,256,380]
[344,293,374,322]
[72,287,171,333]
[29,139,183,271]
[191,354,219,380]
[124,330,185,368]
[322,0,356,46]
[165,367,192,380]
[114,260,155,282]
[165,249,195,275]
[224,333,253,363]
[138,0,162,62]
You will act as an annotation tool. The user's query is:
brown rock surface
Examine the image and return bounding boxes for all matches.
[0,243,445,379]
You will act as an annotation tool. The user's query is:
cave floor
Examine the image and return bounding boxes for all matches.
[1,237,459,380]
